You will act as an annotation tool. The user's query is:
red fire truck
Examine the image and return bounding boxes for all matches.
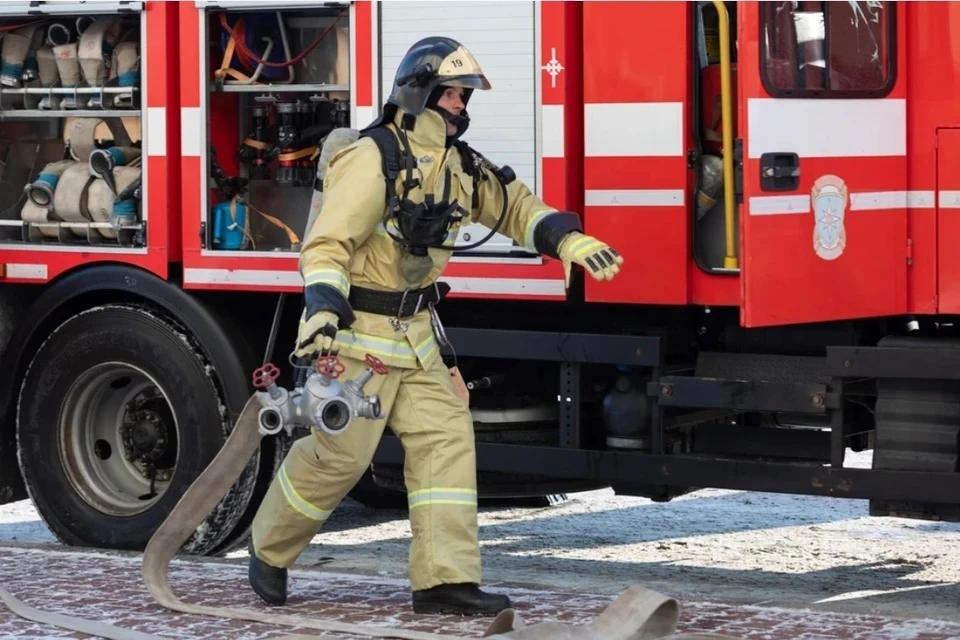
[1,0,955,557]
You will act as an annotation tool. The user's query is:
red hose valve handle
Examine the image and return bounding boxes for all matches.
[252,363,280,390]
[316,355,346,379]
[365,354,389,375]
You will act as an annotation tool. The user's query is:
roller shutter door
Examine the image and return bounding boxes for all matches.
[379,1,537,254]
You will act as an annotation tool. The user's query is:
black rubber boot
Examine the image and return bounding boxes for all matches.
[248,543,287,606]
[412,583,511,616]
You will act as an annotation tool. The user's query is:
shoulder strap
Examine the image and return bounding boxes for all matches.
[360,125,404,210]
[453,140,482,210]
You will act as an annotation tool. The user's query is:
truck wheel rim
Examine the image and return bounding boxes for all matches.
[58,362,180,517]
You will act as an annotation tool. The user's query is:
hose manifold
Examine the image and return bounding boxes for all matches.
[252,354,388,438]
[257,406,284,436]
[316,396,352,433]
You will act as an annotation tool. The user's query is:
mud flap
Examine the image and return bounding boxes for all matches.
[0,420,25,506]
[0,289,24,506]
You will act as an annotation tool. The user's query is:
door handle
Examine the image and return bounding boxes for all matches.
[760,152,800,191]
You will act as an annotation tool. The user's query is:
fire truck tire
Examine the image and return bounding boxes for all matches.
[15,303,259,556]
[0,424,24,506]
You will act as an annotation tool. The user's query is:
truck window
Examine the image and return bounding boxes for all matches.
[761,1,895,97]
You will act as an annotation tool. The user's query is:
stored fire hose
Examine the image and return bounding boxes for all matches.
[0,23,39,87]
[0,353,737,640]
[78,17,120,88]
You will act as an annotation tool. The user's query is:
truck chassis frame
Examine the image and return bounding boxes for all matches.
[373,329,960,506]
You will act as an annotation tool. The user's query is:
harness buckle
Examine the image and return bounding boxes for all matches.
[397,288,425,319]
[428,305,449,348]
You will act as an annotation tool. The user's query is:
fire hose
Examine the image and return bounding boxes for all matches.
[1,16,140,110]
[0,351,738,640]
[17,116,142,241]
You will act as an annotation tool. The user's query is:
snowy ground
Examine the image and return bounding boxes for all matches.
[3,449,960,635]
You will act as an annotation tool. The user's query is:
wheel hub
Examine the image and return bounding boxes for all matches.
[59,363,180,516]
[121,391,176,468]
[130,413,164,455]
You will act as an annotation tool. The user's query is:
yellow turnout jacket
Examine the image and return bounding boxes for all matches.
[300,108,562,370]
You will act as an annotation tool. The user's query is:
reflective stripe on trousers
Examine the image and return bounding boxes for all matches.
[278,464,331,522]
[408,487,477,509]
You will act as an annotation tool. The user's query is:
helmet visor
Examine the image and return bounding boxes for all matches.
[442,74,492,91]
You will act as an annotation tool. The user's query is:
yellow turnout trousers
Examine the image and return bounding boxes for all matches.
[250,353,480,591]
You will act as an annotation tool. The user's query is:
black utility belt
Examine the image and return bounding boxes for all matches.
[349,282,451,318]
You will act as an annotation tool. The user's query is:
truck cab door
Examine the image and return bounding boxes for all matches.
[738,1,906,327]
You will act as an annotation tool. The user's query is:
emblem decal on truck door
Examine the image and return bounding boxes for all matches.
[812,174,848,261]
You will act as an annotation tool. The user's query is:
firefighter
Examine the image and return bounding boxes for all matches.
[247,36,623,616]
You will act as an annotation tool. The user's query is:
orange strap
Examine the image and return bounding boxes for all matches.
[245,200,301,247]
[242,138,272,151]
[277,147,318,163]
[214,26,261,84]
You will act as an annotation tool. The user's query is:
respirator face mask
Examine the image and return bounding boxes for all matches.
[426,85,474,140]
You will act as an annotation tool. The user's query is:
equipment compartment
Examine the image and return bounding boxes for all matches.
[201,4,351,254]
[0,11,145,247]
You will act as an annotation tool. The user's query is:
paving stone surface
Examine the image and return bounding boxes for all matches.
[2,545,960,639]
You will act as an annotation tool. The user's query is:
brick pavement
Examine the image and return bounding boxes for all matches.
[2,545,960,639]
